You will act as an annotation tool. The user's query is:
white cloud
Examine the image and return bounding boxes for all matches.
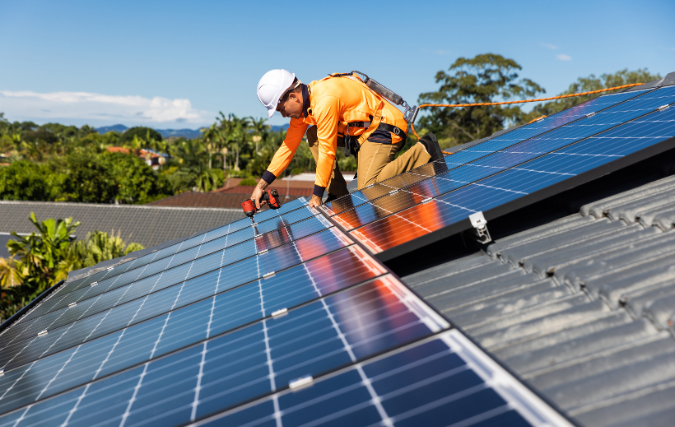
[0,90,213,125]
[541,43,558,50]
[432,50,451,55]
[556,53,572,61]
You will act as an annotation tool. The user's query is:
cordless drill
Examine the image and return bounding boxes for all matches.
[241,189,282,223]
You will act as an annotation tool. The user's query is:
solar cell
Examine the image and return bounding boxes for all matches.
[0,227,352,372]
[0,276,448,426]
[0,245,387,417]
[196,330,570,427]
[350,89,675,258]
[333,86,675,231]
[323,89,648,216]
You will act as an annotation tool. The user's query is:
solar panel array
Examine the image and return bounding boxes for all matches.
[322,84,675,259]
[0,200,566,426]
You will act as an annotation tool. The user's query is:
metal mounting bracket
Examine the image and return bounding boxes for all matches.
[403,103,419,125]
[466,211,492,244]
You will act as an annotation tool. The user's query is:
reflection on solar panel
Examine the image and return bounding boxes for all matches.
[325,84,675,260]
[0,199,567,425]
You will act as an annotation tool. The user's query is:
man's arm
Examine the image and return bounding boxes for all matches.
[251,118,308,208]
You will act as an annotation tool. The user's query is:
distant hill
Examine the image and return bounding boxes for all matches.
[270,124,290,132]
[96,124,129,134]
[96,124,201,139]
[97,123,289,139]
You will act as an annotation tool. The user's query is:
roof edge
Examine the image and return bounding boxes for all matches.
[0,200,243,213]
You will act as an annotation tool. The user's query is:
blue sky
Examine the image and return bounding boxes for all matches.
[0,0,673,129]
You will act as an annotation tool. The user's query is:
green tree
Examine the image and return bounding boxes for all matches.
[119,127,163,146]
[218,113,251,171]
[99,152,172,203]
[66,230,144,272]
[195,168,224,192]
[4,214,80,314]
[417,53,545,147]
[527,68,662,120]
[0,160,51,200]
[200,123,224,170]
[50,152,118,203]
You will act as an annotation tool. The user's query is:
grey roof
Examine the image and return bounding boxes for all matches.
[0,201,245,251]
[403,174,675,427]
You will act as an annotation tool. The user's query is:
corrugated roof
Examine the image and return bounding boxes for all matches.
[0,200,245,249]
[403,173,675,427]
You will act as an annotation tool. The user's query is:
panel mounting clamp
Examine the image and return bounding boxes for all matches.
[289,375,314,390]
[467,211,492,244]
[658,104,670,111]
[271,307,288,318]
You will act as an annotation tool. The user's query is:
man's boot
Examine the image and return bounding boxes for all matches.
[418,133,443,162]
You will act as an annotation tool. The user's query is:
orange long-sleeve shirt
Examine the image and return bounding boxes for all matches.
[261,75,407,197]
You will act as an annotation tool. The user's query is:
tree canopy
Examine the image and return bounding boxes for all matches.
[120,126,163,145]
[527,68,662,119]
[417,53,545,146]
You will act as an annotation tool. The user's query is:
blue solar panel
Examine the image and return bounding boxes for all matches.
[0,276,449,426]
[333,86,675,231]
[349,89,675,255]
[195,330,568,427]
[0,245,387,418]
[0,226,352,372]
[323,89,648,216]
[10,208,323,328]
[47,199,311,299]
[443,88,648,167]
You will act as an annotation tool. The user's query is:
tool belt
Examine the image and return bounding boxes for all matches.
[343,118,407,158]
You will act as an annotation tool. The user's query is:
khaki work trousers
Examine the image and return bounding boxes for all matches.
[306,126,432,195]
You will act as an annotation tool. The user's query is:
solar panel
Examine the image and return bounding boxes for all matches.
[194,330,570,427]
[22,200,314,316]
[0,245,387,417]
[348,86,675,259]
[0,275,450,426]
[9,206,323,327]
[323,89,648,216]
[0,226,352,372]
[330,86,675,232]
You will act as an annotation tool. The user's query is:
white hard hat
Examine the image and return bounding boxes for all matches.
[257,69,296,118]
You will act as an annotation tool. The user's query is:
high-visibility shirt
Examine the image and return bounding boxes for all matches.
[261,75,408,197]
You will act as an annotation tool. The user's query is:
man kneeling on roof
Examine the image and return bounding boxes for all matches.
[250,69,443,208]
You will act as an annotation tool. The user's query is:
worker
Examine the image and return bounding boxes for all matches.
[251,69,443,208]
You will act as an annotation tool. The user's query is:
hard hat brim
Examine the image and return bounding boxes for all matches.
[266,107,276,118]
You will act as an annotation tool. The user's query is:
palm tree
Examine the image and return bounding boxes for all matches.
[218,113,251,171]
[0,257,22,288]
[200,123,224,170]
[250,117,269,155]
[66,230,144,271]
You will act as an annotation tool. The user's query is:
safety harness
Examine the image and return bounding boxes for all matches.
[329,71,417,158]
